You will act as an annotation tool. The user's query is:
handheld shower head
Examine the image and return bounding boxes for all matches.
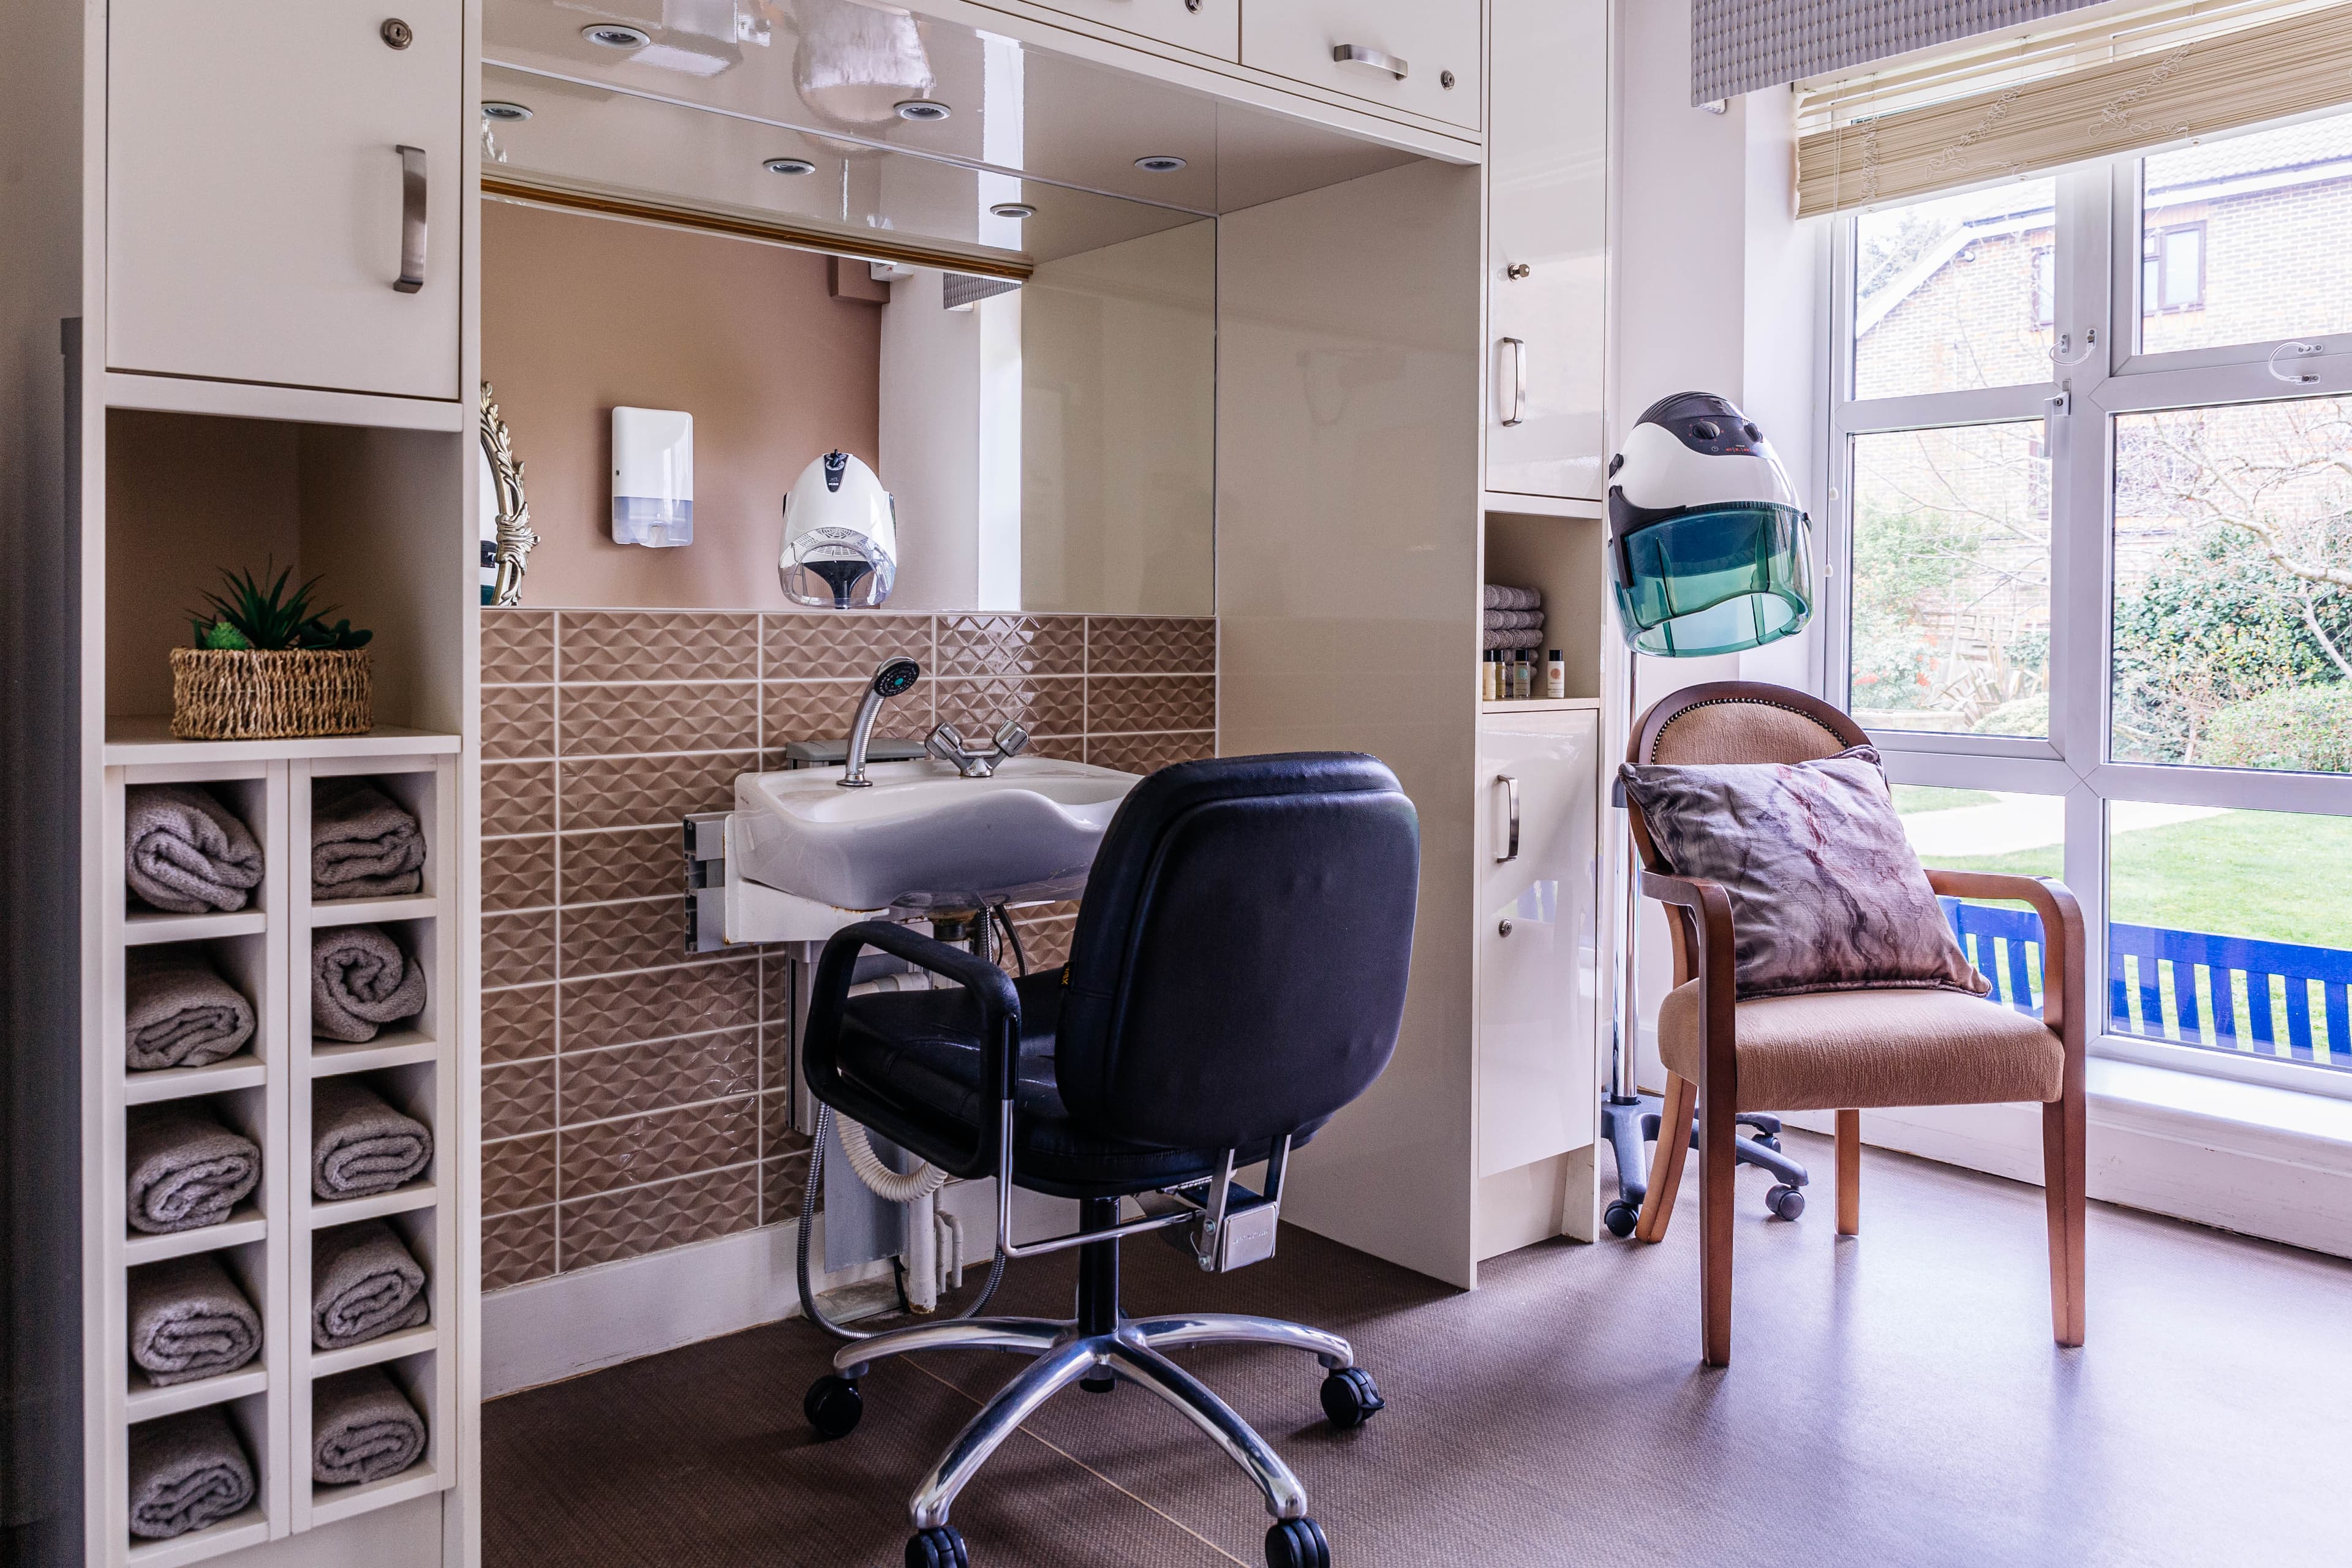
[871,656,920,698]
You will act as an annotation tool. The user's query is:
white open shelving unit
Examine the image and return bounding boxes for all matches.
[99,727,459,1568]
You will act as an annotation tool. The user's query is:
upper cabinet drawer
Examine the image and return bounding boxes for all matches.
[107,0,464,401]
[1022,0,1239,61]
[1242,0,1482,132]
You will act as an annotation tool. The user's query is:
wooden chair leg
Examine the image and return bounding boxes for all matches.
[1698,1077,1737,1367]
[2042,1087,2087,1346]
[1634,1072,1696,1244]
[1835,1109,1861,1237]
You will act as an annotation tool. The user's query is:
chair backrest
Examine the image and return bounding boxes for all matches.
[1624,681,1869,984]
[1054,753,1420,1151]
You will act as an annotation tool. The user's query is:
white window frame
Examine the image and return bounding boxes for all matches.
[1822,129,2352,1104]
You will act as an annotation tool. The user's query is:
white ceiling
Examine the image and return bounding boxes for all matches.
[483,0,1419,250]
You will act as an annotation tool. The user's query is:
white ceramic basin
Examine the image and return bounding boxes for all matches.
[733,756,1141,911]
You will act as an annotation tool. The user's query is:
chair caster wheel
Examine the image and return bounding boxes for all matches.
[905,1525,968,1568]
[1319,1366,1385,1429]
[1265,1517,1330,1568]
[1766,1184,1806,1221]
[1604,1199,1639,1237]
[804,1374,863,1440]
[1080,1371,1117,1395]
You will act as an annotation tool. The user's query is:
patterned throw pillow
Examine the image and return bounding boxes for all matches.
[1618,745,1989,1001]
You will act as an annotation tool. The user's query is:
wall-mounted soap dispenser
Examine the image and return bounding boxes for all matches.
[611,406,694,548]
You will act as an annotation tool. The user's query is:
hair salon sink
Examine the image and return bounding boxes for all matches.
[731,756,1140,913]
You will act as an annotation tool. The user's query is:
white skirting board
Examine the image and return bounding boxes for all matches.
[483,1182,1074,1399]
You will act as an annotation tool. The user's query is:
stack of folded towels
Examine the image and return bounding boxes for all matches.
[125,786,263,914]
[313,1220,428,1348]
[312,779,426,901]
[313,1366,428,1487]
[312,1079,434,1202]
[126,949,256,1072]
[128,1408,254,1539]
[126,1104,262,1234]
[129,1253,261,1387]
[312,925,428,1042]
[1484,584,1544,650]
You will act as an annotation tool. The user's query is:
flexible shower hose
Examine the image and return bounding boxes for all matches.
[796,1104,1006,1341]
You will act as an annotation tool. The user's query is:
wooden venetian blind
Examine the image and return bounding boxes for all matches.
[1796,0,2352,215]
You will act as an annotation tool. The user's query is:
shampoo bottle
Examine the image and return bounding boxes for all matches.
[1545,649,1565,699]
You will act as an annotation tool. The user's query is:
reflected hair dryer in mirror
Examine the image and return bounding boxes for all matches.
[780,450,899,608]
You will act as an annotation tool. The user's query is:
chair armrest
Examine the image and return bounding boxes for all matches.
[801,921,1024,1169]
[1924,871,2087,1065]
[1638,871,1738,1087]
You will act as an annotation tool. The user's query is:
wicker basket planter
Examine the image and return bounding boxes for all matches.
[170,648,374,739]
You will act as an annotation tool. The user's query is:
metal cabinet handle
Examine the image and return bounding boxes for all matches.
[1333,43,1408,79]
[1499,337,1527,427]
[394,144,427,293]
[1496,774,1520,862]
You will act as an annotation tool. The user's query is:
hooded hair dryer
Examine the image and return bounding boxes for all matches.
[780,450,899,609]
[1606,391,1812,657]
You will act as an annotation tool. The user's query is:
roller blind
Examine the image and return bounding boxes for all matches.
[1796,0,2352,216]
[1694,0,2106,105]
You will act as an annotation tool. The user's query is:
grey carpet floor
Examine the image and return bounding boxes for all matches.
[483,1132,2352,1567]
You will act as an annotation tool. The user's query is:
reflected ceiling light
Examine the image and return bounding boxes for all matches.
[894,99,951,121]
[764,157,817,176]
[582,23,649,48]
[480,101,532,121]
[988,202,1036,219]
[1134,154,1187,172]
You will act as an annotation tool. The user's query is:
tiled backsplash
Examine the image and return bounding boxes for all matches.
[478,608,1217,1292]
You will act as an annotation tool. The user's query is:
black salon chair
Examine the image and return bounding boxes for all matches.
[796,753,1420,1568]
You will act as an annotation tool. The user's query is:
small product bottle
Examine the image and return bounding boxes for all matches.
[1545,649,1566,699]
[1481,649,1499,702]
[1511,649,1533,701]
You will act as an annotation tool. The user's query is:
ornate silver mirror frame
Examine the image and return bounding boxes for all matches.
[479,382,538,606]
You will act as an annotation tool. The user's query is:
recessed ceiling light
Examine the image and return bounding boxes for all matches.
[764,157,816,176]
[1134,154,1187,173]
[481,101,533,122]
[582,23,649,48]
[989,202,1036,219]
[894,99,952,122]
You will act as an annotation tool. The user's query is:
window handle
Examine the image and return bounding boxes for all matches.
[394,145,427,293]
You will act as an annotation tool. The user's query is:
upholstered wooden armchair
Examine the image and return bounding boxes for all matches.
[1626,681,2086,1367]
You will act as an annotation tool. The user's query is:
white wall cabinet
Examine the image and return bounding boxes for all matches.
[1485,0,1608,500]
[1476,707,1600,1178]
[107,0,464,401]
[1019,0,1238,60]
[1242,0,1483,132]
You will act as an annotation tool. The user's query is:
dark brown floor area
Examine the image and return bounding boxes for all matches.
[484,1133,2352,1567]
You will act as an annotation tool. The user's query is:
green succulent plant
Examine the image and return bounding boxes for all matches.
[188,564,375,654]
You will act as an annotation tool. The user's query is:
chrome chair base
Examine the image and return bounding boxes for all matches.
[834,1311,1355,1532]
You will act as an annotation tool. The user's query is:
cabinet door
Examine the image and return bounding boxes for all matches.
[1485,0,1607,500]
[1241,0,1482,132]
[1476,709,1599,1177]
[1017,0,1238,60]
[108,0,463,400]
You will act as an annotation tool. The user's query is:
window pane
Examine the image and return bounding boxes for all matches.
[2111,398,2352,772]
[1853,179,2058,400]
[1849,425,2052,735]
[2140,113,2352,353]
[1896,786,2063,1012]
[2107,805,2352,1072]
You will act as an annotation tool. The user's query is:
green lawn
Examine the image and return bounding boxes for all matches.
[1892,785,2002,814]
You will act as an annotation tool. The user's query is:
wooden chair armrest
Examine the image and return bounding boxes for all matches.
[1924,869,2087,1076]
[1639,870,1738,1087]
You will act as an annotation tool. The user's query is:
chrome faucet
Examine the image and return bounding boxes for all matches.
[924,719,1030,779]
[840,656,921,788]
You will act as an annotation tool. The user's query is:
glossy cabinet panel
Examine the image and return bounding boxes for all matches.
[108,0,464,399]
[1477,709,1599,1177]
[1485,0,1608,500]
[1242,0,1482,132]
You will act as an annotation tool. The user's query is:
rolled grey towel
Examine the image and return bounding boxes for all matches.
[312,925,427,1043]
[1483,608,1545,631]
[313,1366,426,1486]
[126,785,263,914]
[313,1221,428,1349]
[126,949,256,1071]
[129,1253,262,1386]
[312,1079,432,1200]
[126,1104,261,1234]
[312,779,425,901]
[127,1406,254,1539]
[1483,627,1545,651]
[1483,584,1542,611]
